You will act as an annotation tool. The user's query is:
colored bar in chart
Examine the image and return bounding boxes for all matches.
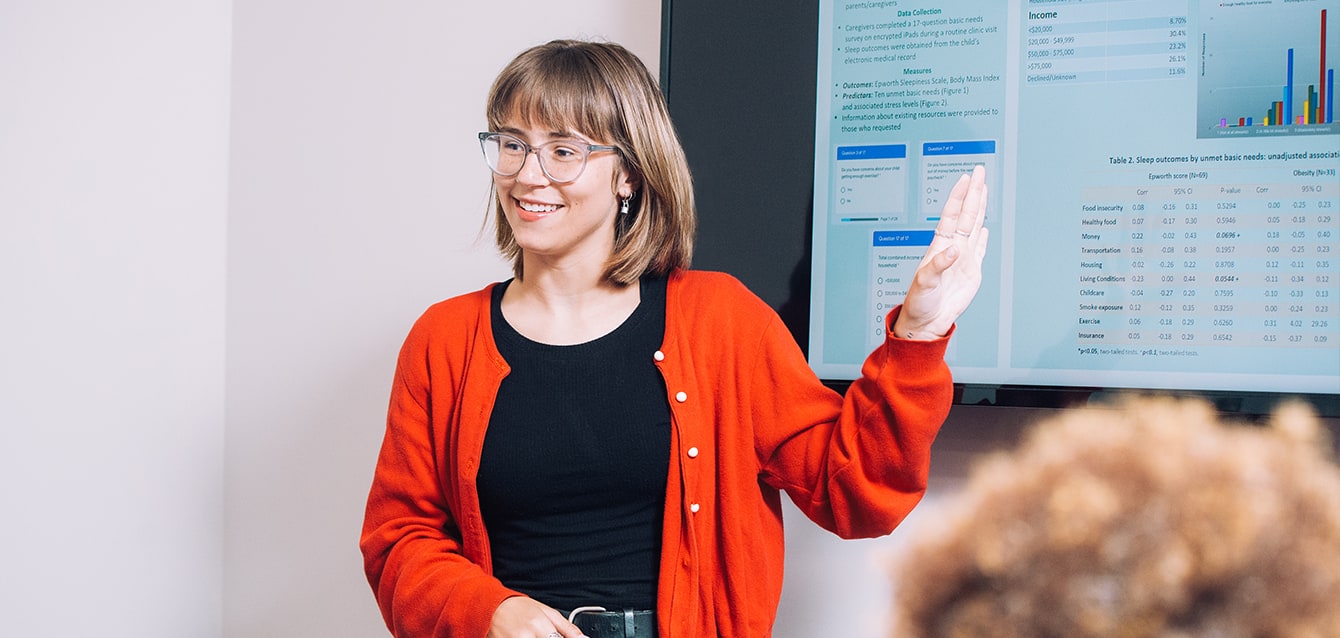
[1288,48,1295,124]
[1330,68,1336,122]
[1322,9,1328,123]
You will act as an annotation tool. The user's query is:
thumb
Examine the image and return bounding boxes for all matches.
[931,243,960,274]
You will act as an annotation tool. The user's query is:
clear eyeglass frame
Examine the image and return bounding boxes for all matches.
[478,131,620,184]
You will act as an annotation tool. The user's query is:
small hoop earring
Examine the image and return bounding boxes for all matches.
[619,197,631,215]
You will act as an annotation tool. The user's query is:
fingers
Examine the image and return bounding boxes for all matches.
[543,609,586,638]
[952,165,987,238]
[933,242,961,274]
[931,165,987,244]
[932,172,972,240]
[973,226,990,263]
[927,225,989,281]
[489,597,589,638]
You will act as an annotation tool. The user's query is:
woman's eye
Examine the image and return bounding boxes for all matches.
[501,141,525,152]
[551,146,580,160]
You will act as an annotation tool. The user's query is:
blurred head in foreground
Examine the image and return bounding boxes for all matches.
[891,395,1340,638]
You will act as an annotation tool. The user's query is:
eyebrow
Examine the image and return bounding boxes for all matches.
[497,125,587,142]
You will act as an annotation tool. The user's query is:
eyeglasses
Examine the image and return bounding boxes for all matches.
[478,132,620,184]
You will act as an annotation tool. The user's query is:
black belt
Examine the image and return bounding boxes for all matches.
[561,607,657,638]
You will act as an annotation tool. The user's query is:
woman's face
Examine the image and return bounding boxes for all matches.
[492,118,632,270]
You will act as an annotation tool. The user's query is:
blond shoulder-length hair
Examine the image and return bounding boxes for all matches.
[484,39,695,284]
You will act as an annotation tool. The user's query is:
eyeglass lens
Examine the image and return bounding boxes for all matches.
[481,134,589,183]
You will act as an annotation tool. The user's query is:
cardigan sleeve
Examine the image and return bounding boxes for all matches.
[360,317,517,637]
[753,305,953,539]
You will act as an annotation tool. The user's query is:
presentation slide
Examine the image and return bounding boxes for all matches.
[811,0,1340,395]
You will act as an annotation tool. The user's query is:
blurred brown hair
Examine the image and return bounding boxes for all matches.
[891,395,1340,638]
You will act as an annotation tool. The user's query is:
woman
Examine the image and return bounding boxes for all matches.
[361,39,989,638]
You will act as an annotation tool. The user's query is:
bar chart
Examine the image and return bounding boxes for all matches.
[1198,2,1339,137]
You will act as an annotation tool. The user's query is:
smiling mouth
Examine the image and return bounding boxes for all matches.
[515,198,561,214]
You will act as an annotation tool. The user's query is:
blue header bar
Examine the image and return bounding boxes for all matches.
[837,144,908,160]
[922,140,997,156]
[872,230,935,247]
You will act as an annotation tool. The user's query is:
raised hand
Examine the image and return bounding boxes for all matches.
[892,164,990,340]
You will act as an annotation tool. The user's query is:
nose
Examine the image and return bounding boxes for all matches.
[514,148,550,185]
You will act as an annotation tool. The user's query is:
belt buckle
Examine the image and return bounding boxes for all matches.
[567,605,608,624]
[568,606,649,638]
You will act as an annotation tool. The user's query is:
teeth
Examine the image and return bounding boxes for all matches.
[518,200,560,213]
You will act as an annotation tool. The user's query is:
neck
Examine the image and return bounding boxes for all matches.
[518,247,607,291]
[503,261,640,345]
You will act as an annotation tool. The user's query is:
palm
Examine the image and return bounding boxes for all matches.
[898,165,990,338]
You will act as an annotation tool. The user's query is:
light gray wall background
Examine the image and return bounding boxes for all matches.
[2,1,231,636]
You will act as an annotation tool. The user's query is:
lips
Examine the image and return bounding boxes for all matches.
[512,197,563,222]
[516,199,561,213]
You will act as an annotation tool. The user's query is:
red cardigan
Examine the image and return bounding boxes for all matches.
[361,270,953,637]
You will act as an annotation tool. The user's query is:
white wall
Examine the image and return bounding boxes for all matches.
[224,2,662,636]
[0,2,231,636]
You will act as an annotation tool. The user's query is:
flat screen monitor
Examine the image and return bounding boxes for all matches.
[661,0,1340,413]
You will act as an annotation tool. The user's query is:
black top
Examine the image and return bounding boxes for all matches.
[478,277,671,610]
